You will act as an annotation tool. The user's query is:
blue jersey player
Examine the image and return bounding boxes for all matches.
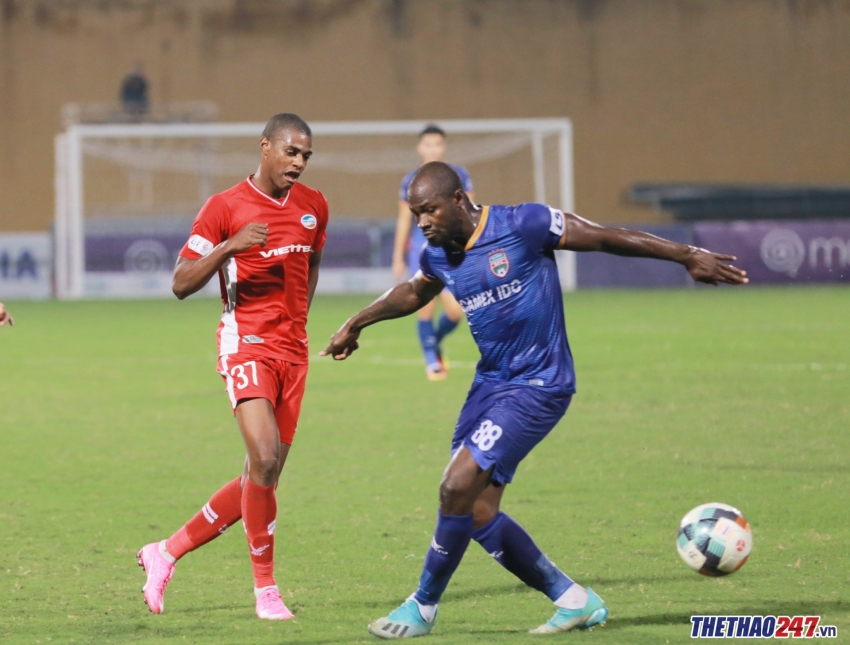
[322,162,748,638]
[392,124,474,380]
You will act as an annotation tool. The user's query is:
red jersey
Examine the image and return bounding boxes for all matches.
[179,177,329,363]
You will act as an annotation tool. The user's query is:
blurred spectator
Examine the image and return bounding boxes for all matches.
[121,63,149,117]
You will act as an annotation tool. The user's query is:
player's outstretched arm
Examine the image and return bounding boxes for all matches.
[0,302,13,327]
[558,213,748,286]
[320,272,444,360]
[172,222,268,299]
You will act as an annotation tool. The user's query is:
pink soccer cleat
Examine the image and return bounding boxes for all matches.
[255,586,294,620]
[137,541,175,614]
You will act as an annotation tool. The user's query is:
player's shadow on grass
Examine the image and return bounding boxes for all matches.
[584,574,686,586]
[603,600,848,631]
[353,583,529,608]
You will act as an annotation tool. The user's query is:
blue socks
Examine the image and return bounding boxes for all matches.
[417,320,440,368]
[472,512,574,601]
[419,315,459,369]
[434,313,459,344]
[414,512,474,605]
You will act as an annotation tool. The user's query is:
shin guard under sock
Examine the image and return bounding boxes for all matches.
[242,479,277,589]
[472,512,574,601]
[413,512,474,605]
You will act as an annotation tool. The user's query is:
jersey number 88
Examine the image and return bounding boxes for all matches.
[471,420,503,452]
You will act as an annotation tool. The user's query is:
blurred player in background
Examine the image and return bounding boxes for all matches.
[137,113,328,621]
[0,302,13,326]
[393,125,474,381]
[323,162,748,638]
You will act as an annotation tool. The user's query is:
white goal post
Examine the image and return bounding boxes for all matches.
[54,118,575,299]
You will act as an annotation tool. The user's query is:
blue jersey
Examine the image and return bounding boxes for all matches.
[419,203,575,393]
[401,165,474,272]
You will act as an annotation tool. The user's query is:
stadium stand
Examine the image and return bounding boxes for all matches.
[629,183,850,221]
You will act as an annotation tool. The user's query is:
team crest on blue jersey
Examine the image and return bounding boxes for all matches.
[489,250,510,278]
[301,214,317,229]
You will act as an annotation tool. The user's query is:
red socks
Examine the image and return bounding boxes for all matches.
[242,479,277,589]
[162,475,279,589]
[165,477,243,560]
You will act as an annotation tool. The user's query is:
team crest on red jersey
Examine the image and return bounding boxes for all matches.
[489,250,509,278]
[301,214,317,229]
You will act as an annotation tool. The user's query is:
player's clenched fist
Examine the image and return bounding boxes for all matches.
[226,222,268,254]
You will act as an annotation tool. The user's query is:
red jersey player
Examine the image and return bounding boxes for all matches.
[136,113,328,621]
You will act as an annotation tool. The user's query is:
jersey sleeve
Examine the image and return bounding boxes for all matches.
[312,192,330,252]
[418,242,440,282]
[514,202,565,252]
[399,171,415,203]
[179,194,229,259]
[454,165,474,193]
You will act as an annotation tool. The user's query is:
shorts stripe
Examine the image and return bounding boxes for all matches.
[219,257,240,355]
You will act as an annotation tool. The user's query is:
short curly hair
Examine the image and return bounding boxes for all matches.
[262,113,312,140]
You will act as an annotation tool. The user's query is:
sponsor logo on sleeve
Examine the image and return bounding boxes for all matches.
[188,234,215,257]
[301,214,317,229]
[489,250,510,278]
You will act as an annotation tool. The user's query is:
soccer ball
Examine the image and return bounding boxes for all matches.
[676,503,753,576]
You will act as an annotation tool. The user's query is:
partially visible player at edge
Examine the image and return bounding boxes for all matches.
[0,302,13,326]
[321,162,748,638]
[393,124,473,381]
[137,113,328,621]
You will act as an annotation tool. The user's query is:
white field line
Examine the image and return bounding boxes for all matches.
[581,362,848,373]
[311,354,478,369]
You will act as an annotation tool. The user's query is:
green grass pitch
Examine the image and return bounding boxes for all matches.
[1,287,848,644]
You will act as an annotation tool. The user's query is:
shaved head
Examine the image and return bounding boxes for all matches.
[406,161,478,250]
[408,161,463,202]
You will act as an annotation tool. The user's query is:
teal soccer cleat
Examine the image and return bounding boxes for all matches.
[529,587,608,634]
[368,599,436,639]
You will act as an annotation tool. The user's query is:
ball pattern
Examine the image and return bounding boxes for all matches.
[677,503,753,576]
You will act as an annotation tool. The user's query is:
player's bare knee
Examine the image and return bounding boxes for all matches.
[249,456,279,484]
[472,499,499,529]
[439,477,474,512]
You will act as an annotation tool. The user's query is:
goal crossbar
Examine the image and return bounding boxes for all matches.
[54,118,575,299]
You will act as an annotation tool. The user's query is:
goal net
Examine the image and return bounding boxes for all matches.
[54,119,575,298]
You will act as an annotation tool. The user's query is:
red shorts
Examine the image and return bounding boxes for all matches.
[217,354,308,445]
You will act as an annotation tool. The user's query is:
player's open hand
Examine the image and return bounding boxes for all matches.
[319,322,361,360]
[227,222,268,254]
[685,248,749,286]
[0,302,13,327]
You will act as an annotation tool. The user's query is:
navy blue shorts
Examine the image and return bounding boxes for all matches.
[451,380,572,486]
